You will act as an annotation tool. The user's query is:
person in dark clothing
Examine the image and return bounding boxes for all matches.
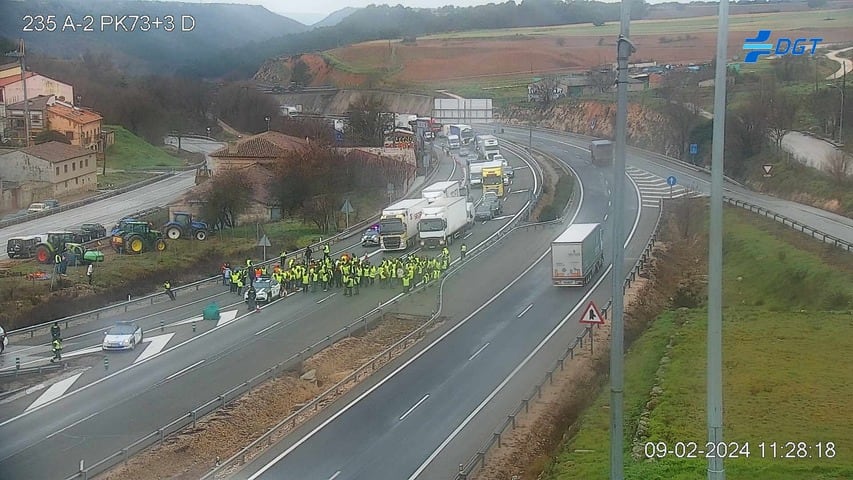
[305,245,313,263]
[246,286,258,311]
[51,322,61,341]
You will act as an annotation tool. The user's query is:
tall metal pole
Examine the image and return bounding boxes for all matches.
[708,0,729,478]
[609,0,633,478]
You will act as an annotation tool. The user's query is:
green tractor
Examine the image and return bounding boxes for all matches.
[111,221,167,254]
[34,232,105,264]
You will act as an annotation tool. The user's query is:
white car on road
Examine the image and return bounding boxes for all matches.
[245,276,283,304]
[102,321,143,351]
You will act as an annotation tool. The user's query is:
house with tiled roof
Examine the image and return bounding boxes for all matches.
[46,100,104,150]
[207,131,308,174]
[0,73,73,143]
[0,141,97,197]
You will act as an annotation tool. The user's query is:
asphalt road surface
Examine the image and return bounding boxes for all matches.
[235,129,651,480]
[0,143,530,480]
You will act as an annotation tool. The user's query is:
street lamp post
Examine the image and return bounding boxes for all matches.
[265,116,271,132]
[826,83,844,145]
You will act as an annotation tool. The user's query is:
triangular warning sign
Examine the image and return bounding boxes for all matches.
[579,301,605,325]
[762,164,773,175]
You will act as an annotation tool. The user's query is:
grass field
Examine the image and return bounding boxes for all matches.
[104,125,183,170]
[97,171,158,189]
[423,9,853,40]
[543,206,853,480]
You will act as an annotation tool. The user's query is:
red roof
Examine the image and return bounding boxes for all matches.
[0,72,35,87]
[47,103,103,124]
[210,131,308,158]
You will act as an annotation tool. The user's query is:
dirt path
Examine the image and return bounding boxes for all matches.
[97,314,432,480]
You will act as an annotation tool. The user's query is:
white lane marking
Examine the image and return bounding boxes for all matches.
[328,472,342,480]
[134,333,175,363]
[492,215,513,221]
[254,322,281,336]
[165,360,205,381]
[215,309,240,327]
[517,304,534,318]
[463,232,473,239]
[26,373,84,412]
[408,165,643,480]
[63,345,104,359]
[604,213,609,221]
[317,293,337,304]
[467,343,490,361]
[45,410,101,439]
[399,394,430,421]
[168,315,204,328]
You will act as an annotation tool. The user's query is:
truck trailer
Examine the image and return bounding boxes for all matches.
[418,196,473,248]
[422,180,462,203]
[379,198,430,251]
[551,223,604,287]
[590,140,613,166]
[447,134,461,149]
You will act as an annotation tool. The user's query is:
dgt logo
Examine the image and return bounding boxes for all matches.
[742,30,822,63]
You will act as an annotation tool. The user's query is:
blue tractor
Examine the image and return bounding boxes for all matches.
[163,212,209,241]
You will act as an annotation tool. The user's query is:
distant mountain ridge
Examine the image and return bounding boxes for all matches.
[313,7,361,28]
[0,0,308,74]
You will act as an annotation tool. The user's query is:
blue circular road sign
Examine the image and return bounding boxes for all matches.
[667,175,677,186]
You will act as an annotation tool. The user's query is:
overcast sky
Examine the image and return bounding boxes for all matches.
[176,0,629,25]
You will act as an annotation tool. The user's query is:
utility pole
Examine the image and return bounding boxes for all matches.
[610,0,634,478]
[708,0,729,478]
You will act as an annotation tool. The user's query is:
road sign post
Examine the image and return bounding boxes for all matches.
[689,143,698,165]
[257,234,271,262]
[341,199,355,229]
[667,175,677,199]
[579,301,605,325]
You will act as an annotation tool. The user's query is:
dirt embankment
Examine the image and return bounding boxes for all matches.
[502,101,675,155]
[97,314,431,480]
[473,199,708,480]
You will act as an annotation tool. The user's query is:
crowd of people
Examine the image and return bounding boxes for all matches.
[219,244,465,305]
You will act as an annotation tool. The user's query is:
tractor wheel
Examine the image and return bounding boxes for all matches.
[195,230,207,241]
[36,246,52,264]
[155,239,167,252]
[166,227,181,240]
[127,235,145,254]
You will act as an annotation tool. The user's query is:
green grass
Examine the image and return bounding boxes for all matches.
[320,52,382,75]
[543,207,853,480]
[422,9,853,40]
[104,125,183,170]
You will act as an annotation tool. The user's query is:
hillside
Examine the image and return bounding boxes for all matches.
[313,7,360,28]
[254,8,853,88]
[0,0,307,74]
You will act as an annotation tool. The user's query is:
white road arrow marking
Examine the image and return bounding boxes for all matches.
[167,315,204,328]
[63,345,105,359]
[216,309,240,327]
[134,333,175,363]
[26,373,84,412]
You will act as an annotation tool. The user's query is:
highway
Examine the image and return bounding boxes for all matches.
[234,131,652,479]
[0,136,224,260]
[0,141,531,479]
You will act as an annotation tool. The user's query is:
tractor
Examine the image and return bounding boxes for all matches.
[163,212,208,241]
[73,223,107,243]
[34,232,104,264]
[111,221,167,254]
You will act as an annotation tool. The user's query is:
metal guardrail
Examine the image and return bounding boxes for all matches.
[723,197,852,253]
[56,144,534,480]
[454,164,665,480]
[0,362,62,379]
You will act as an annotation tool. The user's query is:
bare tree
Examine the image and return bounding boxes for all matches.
[588,67,614,94]
[765,89,799,151]
[658,72,702,160]
[347,95,388,147]
[824,150,851,183]
[200,168,254,229]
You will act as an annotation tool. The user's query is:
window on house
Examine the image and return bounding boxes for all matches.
[75,178,79,185]
[66,131,74,141]
[85,158,89,167]
[56,166,60,176]
[72,162,76,171]
[64,164,68,173]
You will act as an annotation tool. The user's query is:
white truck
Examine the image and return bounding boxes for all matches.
[477,135,500,161]
[379,198,430,251]
[418,196,473,249]
[422,180,461,203]
[491,154,513,178]
[447,134,461,149]
[551,223,604,287]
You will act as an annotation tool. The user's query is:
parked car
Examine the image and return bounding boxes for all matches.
[27,203,49,213]
[43,199,60,209]
[245,275,283,304]
[102,321,143,351]
[361,225,381,247]
[6,235,42,259]
[0,325,7,353]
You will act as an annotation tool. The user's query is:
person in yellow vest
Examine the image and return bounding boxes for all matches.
[343,274,352,296]
[402,273,411,293]
[311,267,319,293]
[230,271,239,293]
[323,243,330,260]
[301,269,310,293]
